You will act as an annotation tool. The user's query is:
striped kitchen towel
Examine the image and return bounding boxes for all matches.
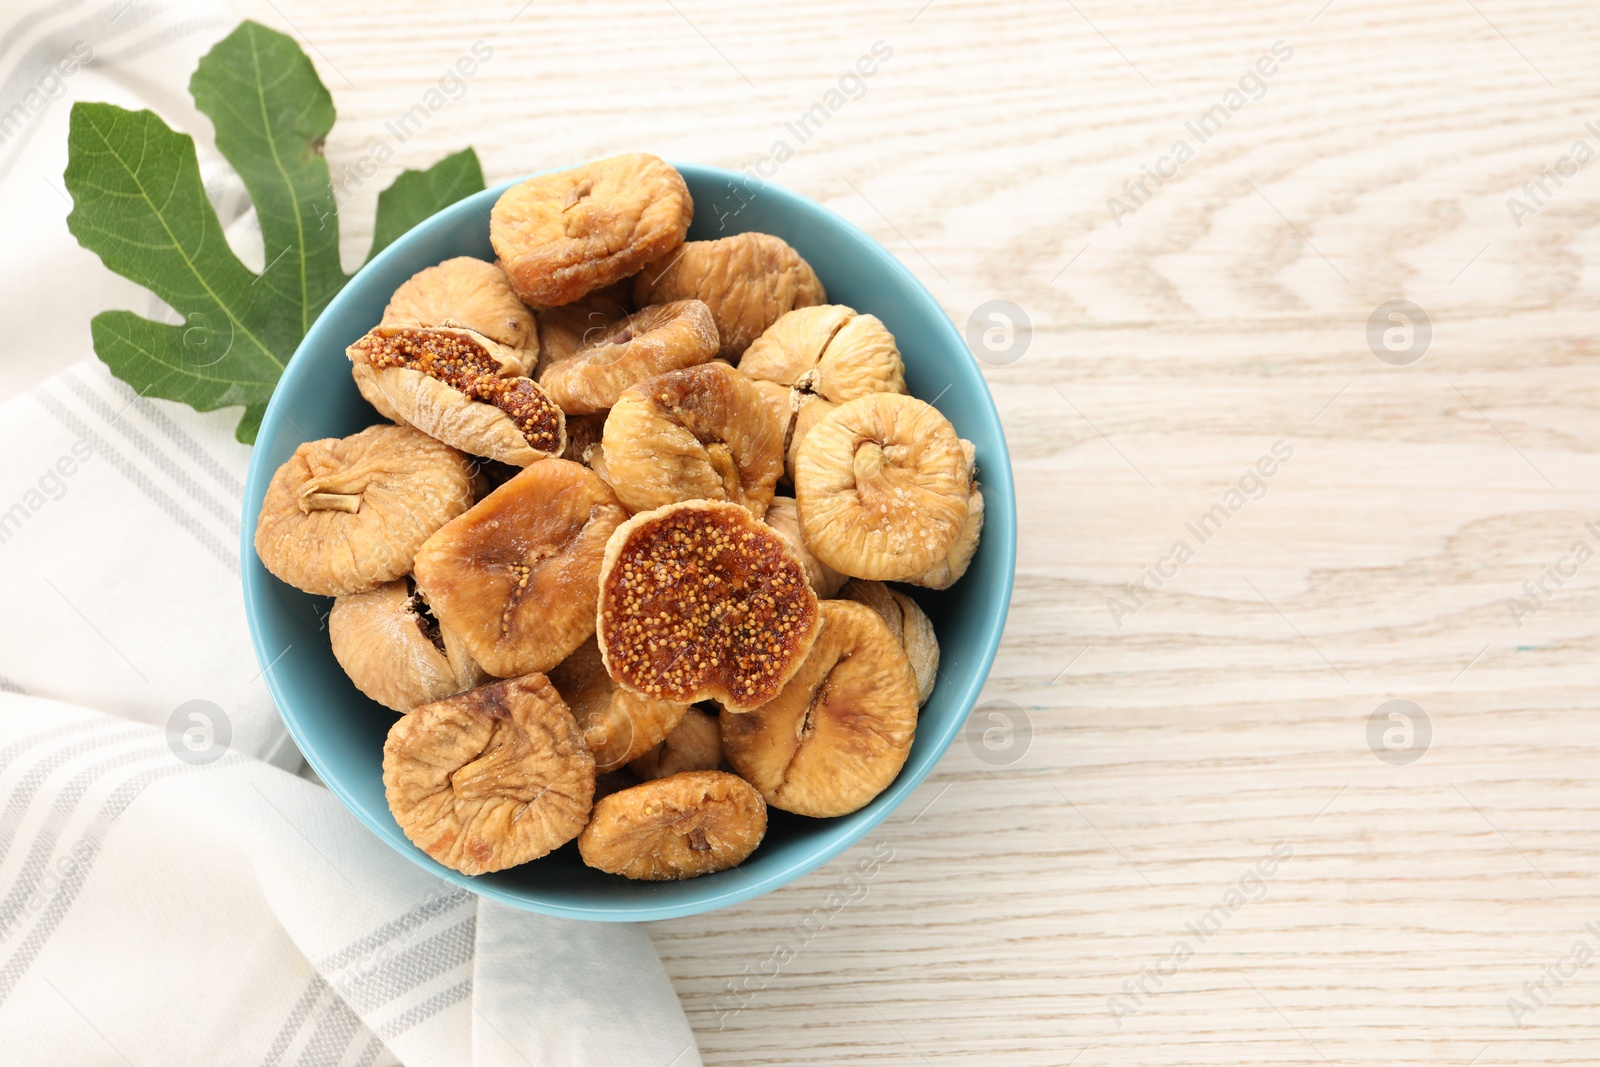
[0,1,702,1064]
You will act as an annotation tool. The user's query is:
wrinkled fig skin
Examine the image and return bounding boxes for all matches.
[739,304,905,400]
[351,361,405,423]
[254,425,475,597]
[540,300,720,415]
[383,673,595,875]
[907,486,984,591]
[721,600,918,818]
[491,153,693,307]
[795,393,970,581]
[347,326,566,467]
[329,579,487,713]
[533,279,635,379]
[764,496,846,599]
[596,500,821,713]
[578,770,766,880]
[741,305,906,479]
[633,233,825,359]
[548,636,689,772]
[382,256,537,361]
[600,361,785,518]
[629,705,723,781]
[413,459,628,678]
[843,579,940,706]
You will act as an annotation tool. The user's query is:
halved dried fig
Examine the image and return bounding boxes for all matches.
[347,326,565,466]
[533,280,634,378]
[382,257,536,361]
[843,580,940,705]
[600,361,784,517]
[633,233,825,359]
[329,578,487,713]
[383,673,594,875]
[540,300,719,415]
[721,600,917,817]
[578,770,765,880]
[629,706,722,781]
[795,394,969,581]
[548,636,689,772]
[596,500,820,712]
[764,496,845,598]
[491,154,693,307]
[254,425,474,596]
[413,459,628,677]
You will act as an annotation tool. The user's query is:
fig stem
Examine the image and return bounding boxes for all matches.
[853,441,886,485]
[302,491,362,513]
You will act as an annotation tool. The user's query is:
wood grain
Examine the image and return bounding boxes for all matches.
[215,0,1600,1060]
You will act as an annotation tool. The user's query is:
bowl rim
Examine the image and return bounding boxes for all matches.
[241,162,1017,921]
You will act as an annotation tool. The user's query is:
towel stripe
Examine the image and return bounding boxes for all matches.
[375,979,472,1040]
[0,740,167,940]
[0,725,145,867]
[60,373,239,532]
[260,975,331,1067]
[94,369,244,498]
[0,719,112,777]
[36,390,239,572]
[317,889,472,972]
[0,751,246,1003]
[340,917,476,1014]
[292,991,365,1067]
[350,1035,385,1067]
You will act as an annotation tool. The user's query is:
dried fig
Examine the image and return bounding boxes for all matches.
[629,706,722,781]
[741,304,905,477]
[534,280,634,378]
[382,257,537,361]
[749,377,795,448]
[633,233,825,359]
[329,578,487,713]
[596,500,820,712]
[254,424,474,596]
[794,394,970,581]
[383,673,594,875]
[347,326,565,466]
[413,458,628,678]
[491,153,693,307]
[908,486,984,590]
[785,395,834,481]
[578,770,765,880]
[843,580,939,705]
[740,304,904,400]
[721,600,917,817]
[352,361,405,423]
[764,495,845,598]
[548,636,689,772]
[540,300,719,415]
[600,361,784,517]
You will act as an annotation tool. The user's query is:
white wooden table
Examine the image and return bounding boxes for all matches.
[214,0,1600,1060]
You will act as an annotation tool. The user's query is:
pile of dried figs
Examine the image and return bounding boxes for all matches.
[253,154,983,881]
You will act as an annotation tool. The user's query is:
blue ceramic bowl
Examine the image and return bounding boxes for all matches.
[241,163,1015,921]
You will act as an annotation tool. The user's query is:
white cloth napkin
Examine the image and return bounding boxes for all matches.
[0,3,702,1064]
